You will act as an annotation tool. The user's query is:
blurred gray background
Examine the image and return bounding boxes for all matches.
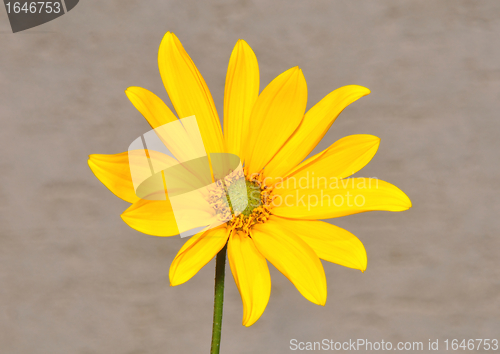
[1,0,499,353]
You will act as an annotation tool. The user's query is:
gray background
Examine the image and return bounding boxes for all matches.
[1,0,499,353]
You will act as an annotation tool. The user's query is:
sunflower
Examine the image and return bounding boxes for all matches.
[88,32,411,328]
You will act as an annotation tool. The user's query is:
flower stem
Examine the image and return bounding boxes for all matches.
[210,244,227,354]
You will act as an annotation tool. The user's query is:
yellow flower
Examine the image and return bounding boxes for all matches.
[88,32,411,327]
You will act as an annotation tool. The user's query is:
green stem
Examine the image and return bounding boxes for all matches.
[210,244,227,354]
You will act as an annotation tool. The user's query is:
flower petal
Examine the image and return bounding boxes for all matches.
[272,178,412,219]
[228,231,271,326]
[250,218,327,306]
[88,152,139,204]
[169,227,229,286]
[224,40,259,161]
[243,67,307,175]
[264,85,371,179]
[158,32,224,155]
[282,134,380,182]
[125,86,178,129]
[89,148,182,204]
[274,217,367,271]
[121,198,179,237]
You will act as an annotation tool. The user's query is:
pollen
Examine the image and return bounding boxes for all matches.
[208,168,276,235]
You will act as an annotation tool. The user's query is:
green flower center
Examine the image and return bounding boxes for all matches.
[226,179,262,217]
[208,172,273,232]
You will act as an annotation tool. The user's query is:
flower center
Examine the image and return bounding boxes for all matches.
[208,170,274,234]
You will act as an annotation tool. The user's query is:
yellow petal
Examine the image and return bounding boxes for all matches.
[274,217,367,271]
[264,85,371,179]
[164,190,221,236]
[243,67,307,175]
[158,32,224,155]
[125,86,178,129]
[282,134,380,183]
[224,40,259,161]
[88,152,139,203]
[89,148,181,203]
[121,179,219,237]
[169,227,229,286]
[121,198,179,237]
[228,231,270,326]
[250,218,327,306]
[272,178,412,219]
